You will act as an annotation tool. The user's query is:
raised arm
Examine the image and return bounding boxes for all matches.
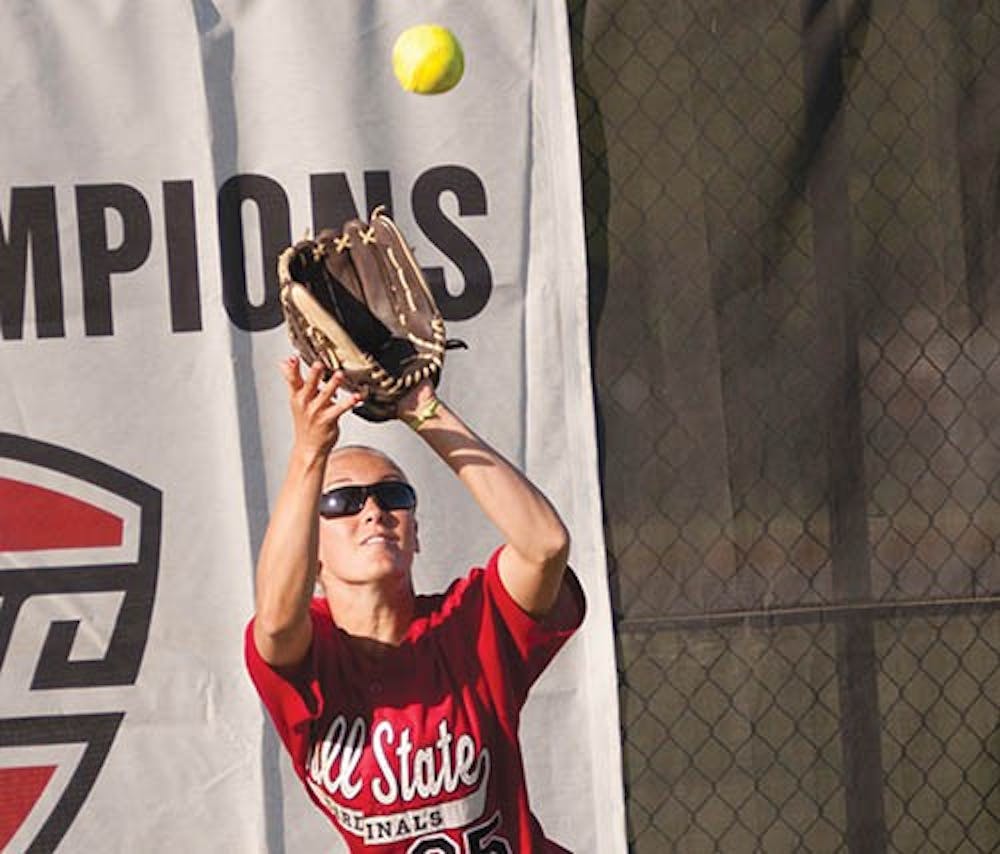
[398,383,570,617]
[253,360,360,667]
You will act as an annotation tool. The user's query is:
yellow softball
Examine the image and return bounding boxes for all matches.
[392,24,464,95]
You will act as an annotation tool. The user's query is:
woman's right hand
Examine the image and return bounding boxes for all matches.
[281,357,362,459]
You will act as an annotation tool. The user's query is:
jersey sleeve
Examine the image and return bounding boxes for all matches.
[243,604,332,773]
[477,546,587,708]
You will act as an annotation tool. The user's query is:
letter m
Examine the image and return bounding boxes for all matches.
[0,187,64,339]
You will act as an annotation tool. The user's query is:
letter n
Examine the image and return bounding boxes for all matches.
[0,186,64,339]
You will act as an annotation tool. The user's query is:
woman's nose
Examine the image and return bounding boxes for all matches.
[361,495,391,522]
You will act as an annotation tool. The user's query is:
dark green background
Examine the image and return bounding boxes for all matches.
[568,2,1000,850]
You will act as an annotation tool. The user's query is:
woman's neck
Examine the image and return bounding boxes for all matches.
[326,576,416,648]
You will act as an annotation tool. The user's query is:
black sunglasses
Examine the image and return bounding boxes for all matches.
[318,481,417,518]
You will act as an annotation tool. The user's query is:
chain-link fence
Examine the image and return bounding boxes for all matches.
[568,1,1000,850]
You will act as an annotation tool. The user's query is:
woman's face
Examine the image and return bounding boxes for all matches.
[316,448,419,587]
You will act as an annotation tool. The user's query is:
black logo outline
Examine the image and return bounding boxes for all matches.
[0,433,161,851]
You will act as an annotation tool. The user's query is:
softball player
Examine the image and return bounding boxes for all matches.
[246,360,585,852]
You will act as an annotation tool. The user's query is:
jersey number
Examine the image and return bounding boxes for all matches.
[407,813,512,854]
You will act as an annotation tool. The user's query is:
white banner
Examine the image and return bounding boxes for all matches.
[0,2,624,851]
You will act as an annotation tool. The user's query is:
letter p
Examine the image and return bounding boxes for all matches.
[76,184,152,336]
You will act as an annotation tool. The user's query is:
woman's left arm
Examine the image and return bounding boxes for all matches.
[399,383,570,617]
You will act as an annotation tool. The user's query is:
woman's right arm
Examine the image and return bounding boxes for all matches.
[252,359,360,667]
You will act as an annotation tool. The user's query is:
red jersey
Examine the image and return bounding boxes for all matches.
[245,548,586,853]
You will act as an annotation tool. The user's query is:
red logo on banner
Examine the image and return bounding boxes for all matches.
[0,434,160,852]
[0,766,55,849]
[0,478,123,550]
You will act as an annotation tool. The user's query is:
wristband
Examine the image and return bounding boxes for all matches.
[402,397,441,431]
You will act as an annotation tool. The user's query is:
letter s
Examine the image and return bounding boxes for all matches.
[371,720,398,805]
[411,166,492,322]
